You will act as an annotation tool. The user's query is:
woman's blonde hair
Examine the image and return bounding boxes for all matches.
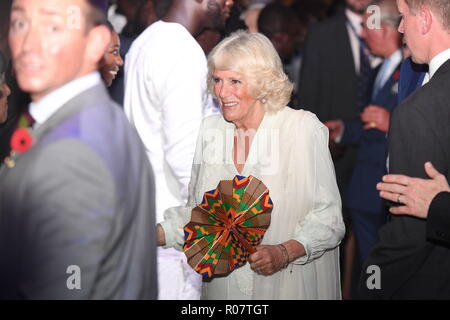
[207,30,293,113]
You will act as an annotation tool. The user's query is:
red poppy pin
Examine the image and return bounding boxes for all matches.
[393,70,401,81]
[10,127,34,154]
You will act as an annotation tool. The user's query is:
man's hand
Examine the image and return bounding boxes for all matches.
[377,162,450,218]
[361,105,391,132]
[324,120,344,141]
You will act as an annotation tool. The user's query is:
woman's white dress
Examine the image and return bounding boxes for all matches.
[161,107,345,299]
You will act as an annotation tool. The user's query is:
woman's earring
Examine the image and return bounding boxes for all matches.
[261,98,267,104]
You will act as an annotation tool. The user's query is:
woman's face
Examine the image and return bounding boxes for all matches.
[212,69,260,127]
[100,31,123,87]
[0,73,11,123]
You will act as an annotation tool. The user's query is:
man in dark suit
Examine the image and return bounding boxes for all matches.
[325,0,402,271]
[376,162,450,246]
[0,0,157,299]
[358,0,450,299]
[298,0,376,168]
[297,0,377,299]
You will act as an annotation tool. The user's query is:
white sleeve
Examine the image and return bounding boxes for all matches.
[292,117,345,264]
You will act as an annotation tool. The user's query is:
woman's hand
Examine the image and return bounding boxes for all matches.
[249,240,306,276]
[249,245,285,276]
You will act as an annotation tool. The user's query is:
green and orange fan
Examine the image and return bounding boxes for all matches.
[183,175,273,277]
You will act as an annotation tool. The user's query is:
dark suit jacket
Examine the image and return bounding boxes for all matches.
[0,83,157,299]
[358,59,450,299]
[297,9,358,121]
[297,9,363,207]
[427,192,450,246]
[342,63,401,214]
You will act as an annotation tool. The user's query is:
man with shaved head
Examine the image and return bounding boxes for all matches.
[0,0,157,299]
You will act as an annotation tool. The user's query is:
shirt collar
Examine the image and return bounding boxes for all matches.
[429,48,450,79]
[345,8,363,35]
[383,49,403,71]
[29,72,101,127]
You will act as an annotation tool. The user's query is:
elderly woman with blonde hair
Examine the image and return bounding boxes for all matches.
[157,30,344,300]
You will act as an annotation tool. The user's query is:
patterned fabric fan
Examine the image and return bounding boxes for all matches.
[183,175,273,278]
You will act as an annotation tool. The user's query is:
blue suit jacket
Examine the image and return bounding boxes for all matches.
[398,57,427,103]
[341,63,401,214]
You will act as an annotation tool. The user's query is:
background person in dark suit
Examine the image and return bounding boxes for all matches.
[0,0,157,299]
[297,0,378,299]
[358,0,450,299]
[325,0,402,275]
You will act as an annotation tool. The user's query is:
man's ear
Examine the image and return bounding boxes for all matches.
[419,7,433,35]
[85,24,111,67]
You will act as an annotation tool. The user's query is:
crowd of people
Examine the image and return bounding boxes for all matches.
[0,0,449,300]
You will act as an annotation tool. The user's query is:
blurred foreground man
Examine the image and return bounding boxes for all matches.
[0,0,157,299]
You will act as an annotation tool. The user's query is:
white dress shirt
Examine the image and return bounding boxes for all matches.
[372,49,403,99]
[29,72,101,128]
[345,9,381,73]
[426,48,450,82]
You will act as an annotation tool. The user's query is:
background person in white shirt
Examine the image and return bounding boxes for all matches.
[124,0,234,300]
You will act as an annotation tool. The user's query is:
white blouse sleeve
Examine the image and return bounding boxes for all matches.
[292,115,345,264]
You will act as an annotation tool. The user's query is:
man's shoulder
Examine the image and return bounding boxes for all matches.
[401,68,450,108]
[130,21,197,54]
[127,21,203,72]
[40,89,139,158]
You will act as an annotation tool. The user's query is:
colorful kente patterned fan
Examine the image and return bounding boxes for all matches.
[183,175,273,278]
